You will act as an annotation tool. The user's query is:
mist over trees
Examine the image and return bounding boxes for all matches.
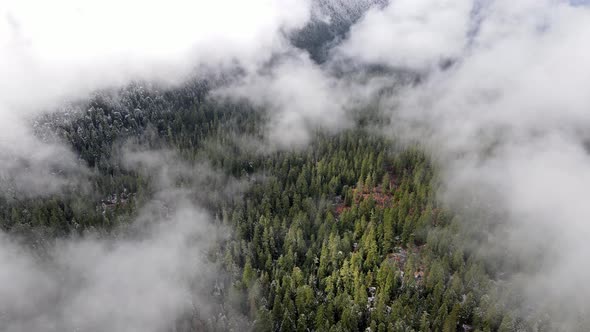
[0,81,565,331]
[1,0,590,331]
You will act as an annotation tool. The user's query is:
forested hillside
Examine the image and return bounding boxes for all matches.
[3,0,590,330]
[0,83,535,332]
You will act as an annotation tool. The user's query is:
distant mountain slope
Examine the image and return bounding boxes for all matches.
[292,0,387,63]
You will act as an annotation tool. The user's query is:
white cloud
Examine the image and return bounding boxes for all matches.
[337,0,473,69]
[0,0,312,195]
[0,149,236,331]
[378,1,590,325]
[215,53,353,147]
[0,0,311,108]
[0,202,218,332]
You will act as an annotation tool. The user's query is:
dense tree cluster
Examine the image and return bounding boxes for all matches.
[1,82,535,331]
[212,132,527,332]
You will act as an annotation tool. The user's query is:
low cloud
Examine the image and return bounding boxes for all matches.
[215,53,354,148]
[0,0,312,196]
[367,0,590,326]
[0,202,218,332]
[337,0,473,70]
[0,147,239,331]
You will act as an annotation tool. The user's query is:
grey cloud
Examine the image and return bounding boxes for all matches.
[0,203,216,332]
[361,1,590,327]
[337,0,473,70]
[0,147,237,331]
[0,0,313,197]
[214,53,354,148]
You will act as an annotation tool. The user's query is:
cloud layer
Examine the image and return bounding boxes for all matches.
[0,148,237,331]
[0,0,312,195]
[338,0,473,70]
[365,0,590,326]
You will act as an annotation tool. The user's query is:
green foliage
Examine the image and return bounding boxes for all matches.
[3,83,523,331]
